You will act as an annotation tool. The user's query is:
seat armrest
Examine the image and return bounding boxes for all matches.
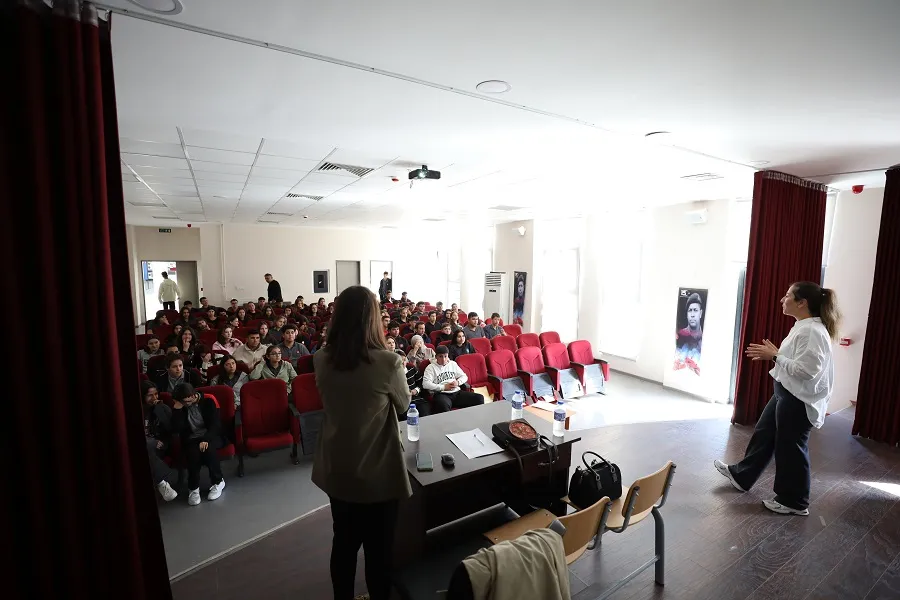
[488,374,503,384]
[544,365,561,388]
[288,404,301,418]
[517,369,533,379]
[570,361,587,369]
[234,406,242,426]
[234,407,244,446]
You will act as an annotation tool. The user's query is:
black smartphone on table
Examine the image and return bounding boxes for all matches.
[415,452,433,472]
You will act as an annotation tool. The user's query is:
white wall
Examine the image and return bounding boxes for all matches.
[823,187,885,412]
[493,220,536,331]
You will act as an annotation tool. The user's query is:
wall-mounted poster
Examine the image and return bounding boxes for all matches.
[673,287,708,376]
[512,271,527,325]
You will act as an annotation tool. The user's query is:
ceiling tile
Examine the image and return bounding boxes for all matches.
[129,167,193,179]
[260,138,332,160]
[117,124,181,144]
[179,128,262,153]
[193,171,248,184]
[301,172,356,186]
[249,166,308,180]
[247,175,303,186]
[119,138,185,158]
[255,155,320,171]
[188,160,252,175]
[186,147,256,165]
[158,194,201,202]
[122,154,189,170]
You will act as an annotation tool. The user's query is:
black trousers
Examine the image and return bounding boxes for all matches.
[329,497,399,600]
[431,390,484,413]
[730,382,813,510]
[146,437,170,485]
[183,437,223,490]
[397,396,431,420]
[162,301,175,310]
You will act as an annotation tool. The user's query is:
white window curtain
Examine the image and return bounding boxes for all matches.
[597,211,647,359]
[540,248,579,342]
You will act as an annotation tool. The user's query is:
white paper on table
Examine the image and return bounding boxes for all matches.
[446,428,505,460]
[539,395,556,403]
[531,400,558,412]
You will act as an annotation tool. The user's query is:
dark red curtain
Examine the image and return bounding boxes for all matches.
[1,2,171,597]
[853,166,900,446]
[732,171,827,425]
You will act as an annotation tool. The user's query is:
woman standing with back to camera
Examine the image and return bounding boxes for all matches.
[312,286,411,600]
[716,281,841,516]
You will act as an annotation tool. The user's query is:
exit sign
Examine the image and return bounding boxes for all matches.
[158,228,172,233]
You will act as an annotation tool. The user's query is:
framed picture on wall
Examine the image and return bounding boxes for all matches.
[313,270,329,294]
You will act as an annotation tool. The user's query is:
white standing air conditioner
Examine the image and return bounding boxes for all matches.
[483,272,510,323]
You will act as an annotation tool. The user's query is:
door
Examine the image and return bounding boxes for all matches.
[370,260,393,296]
[174,261,200,307]
[336,260,361,295]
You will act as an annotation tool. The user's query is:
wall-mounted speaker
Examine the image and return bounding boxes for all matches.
[313,270,329,294]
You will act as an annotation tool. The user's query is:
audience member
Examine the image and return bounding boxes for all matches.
[203,308,218,326]
[442,308,453,323]
[177,306,193,327]
[262,306,275,321]
[309,305,320,320]
[412,301,426,317]
[317,297,327,310]
[235,307,248,324]
[164,343,181,358]
[195,318,211,333]
[178,327,198,355]
[171,323,184,340]
[407,334,435,363]
[397,306,410,325]
[448,329,476,361]
[423,346,484,413]
[199,297,213,312]
[258,321,279,346]
[137,335,163,372]
[378,271,393,302]
[484,313,507,339]
[315,323,328,351]
[451,303,459,312]
[210,354,249,407]
[171,383,226,506]
[381,314,391,332]
[246,301,260,320]
[462,312,486,339]
[435,301,444,313]
[383,289,396,304]
[385,335,402,355]
[424,311,440,335]
[413,321,428,340]
[227,315,241,329]
[250,344,298,392]
[212,326,243,355]
[155,352,203,393]
[141,381,177,502]
[232,329,268,367]
[284,306,295,321]
[448,310,462,332]
[227,298,239,315]
[400,292,409,304]
[387,322,409,352]
[193,345,214,382]
[436,322,454,345]
[265,273,283,302]
[278,324,310,367]
[257,296,267,310]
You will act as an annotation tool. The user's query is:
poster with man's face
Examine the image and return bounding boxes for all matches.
[512,272,527,326]
[673,287,708,376]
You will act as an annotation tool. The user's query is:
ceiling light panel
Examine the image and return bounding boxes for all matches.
[254,155,321,171]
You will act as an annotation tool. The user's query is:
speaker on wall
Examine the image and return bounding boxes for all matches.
[313,270,329,294]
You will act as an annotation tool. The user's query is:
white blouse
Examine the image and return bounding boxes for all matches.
[769,317,834,428]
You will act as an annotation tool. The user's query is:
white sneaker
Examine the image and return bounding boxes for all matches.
[208,479,225,501]
[157,480,178,502]
[763,498,809,516]
[714,459,746,492]
[188,488,201,506]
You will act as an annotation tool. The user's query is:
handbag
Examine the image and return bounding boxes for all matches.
[568,451,622,508]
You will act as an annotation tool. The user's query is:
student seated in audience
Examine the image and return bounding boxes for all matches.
[283,306,295,322]
[213,326,243,355]
[216,308,228,324]
[448,329,476,361]
[387,322,409,352]
[462,312,486,339]
[164,342,182,358]
[194,318,211,333]
[245,301,260,320]
[385,337,429,418]
[435,301,444,313]
[423,345,484,413]
[451,303,459,312]
[171,383,226,506]
[411,301,426,317]
[155,352,203,393]
[397,306,411,325]
[258,321,279,346]
[235,307,248,324]
[192,345,214,383]
[210,354,248,407]
[199,297,213,312]
[317,297,327,311]
[448,310,463,332]
[138,335,163,372]
[381,314,391,333]
[171,323,184,340]
[176,306,193,328]
[178,327,198,356]
[436,321,455,345]
[309,304,321,321]
[296,322,313,347]
[227,298,240,315]
[278,324,310,367]
[231,329,268,368]
[385,335,404,357]
[273,313,288,333]
[441,308,453,323]
[424,311,440,335]
[407,334,435,363]
[262,306,275,322]
[314,323,328,351]
[257,296,267,310]
[250,344,298,392]
[399,292,409,304]
[383,289,396,304]
[413,321,429,341]
[226,315,241,330]
[141,381,177,501]
[484,312,507,338]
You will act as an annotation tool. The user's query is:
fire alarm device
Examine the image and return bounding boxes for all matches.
[839,338,852,347]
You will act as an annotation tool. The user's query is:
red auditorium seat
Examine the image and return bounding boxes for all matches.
[515,346,558,399]
[154,325,173,341]
[199,329,218,347]
[456,354,491,400]
[146,355,168,380]
[246,319,266,329]
[542,343,584,399]
[235,379,299,476]
[403,333,415,341]
[502,324,523,337]
[539,331,561,347]
[290,373,324,455]
[135,333,153,349]
[469,337,492,356]
[233,327,251,341]
[485,350,527,401]
[419,315,430,322]
[517,333,540,349]
[430,331,443,345]
[439,340,452,346]
[197,385,237,462]
[567,340,609,395]
[491,335,518,353]
[295,354,315,374]
[163,310,179,323]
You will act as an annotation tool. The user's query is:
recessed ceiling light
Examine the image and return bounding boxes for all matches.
[644,131,671,138]
[124,0,184,15]
[476,80,512,94]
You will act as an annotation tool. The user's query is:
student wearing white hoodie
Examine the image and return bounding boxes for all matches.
[423,345,484,413]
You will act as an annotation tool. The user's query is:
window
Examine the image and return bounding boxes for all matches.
[540,248,579,342]
[597,211,646,359]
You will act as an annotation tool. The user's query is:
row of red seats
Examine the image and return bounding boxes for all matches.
[423,329,559,355]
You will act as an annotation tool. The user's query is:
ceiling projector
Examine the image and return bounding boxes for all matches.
[408,165,441,180]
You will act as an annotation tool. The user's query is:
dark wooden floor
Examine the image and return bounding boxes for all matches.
[171,407,900,600]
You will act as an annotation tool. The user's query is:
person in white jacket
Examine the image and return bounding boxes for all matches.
[715,281,842,516]
[157,271,181,311]
[422,345,484,413]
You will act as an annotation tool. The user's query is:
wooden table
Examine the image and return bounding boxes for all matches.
[394,401,581,566]
[524,403,577,430]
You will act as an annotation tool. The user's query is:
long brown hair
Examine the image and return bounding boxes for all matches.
[324,286,385,370]
[791,281,842,340]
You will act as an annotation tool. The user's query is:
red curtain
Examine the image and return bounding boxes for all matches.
[732,171,827,425]
[853,166,900,445]
[1,3,171,597]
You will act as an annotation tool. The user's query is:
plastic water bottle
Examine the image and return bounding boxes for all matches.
[407,403,420,442]
[510,391,524,420]
[553,401,566,436]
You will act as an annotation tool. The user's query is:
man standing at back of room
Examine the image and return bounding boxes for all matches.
[265,273,283,303]
[157,271,180,311]
[378,271,392,303]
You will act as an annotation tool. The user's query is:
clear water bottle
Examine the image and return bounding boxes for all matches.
[510,391,524,420]
[407,403,420,442]
[553,401,566,436]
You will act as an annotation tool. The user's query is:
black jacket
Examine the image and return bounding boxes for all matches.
[394,335,410,352]
[424,321,441,335]
[449,342,476,362]
[378,278,393,300]
[268,280,283,302]
[143,402,173,442]
[171,394,222,444]
[154,369,203,394]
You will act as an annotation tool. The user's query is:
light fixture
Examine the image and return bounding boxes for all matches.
[515,225,526,236]
[476,80,512,94]
[124,0,184,15]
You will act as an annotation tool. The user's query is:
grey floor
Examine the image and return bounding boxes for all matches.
[159,373,729,578]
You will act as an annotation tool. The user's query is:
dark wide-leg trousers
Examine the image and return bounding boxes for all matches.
[329,497,399,600]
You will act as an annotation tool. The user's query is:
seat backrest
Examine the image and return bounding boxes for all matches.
[429,331,442,345]
[542,343,571,370]
[239,379,289,437]
[539,331,561,347]
[486,350,517,380]
[403,333,414,341]
[558,496,611,562]
[163,310,179,323]
[491,335,518,353]
[246,318,266,329]
[622,461,675,517]
[234,327,251,341]
[147,355,167,378]
[439,340,451,346]
[197,385,236,426]
[135,333,153,349]
[456,353,488,386]
[154,325,173,340]
[516,346,546,374]
[517,333,540,349]
[291,373,323,413]
[567,340,594,364]
[469,337,491,356]
[295,354,315,374]
[417,359,432,375]
[199,329,218,347]
[502,324,523,337]
[419,315,429,322]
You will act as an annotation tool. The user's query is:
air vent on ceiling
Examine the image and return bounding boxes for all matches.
[489,205,523,211]
[680,173,724,182]
[317,162,375,178]
[152,216,181,220]
[266,211,293,216]
[285,193,324,201]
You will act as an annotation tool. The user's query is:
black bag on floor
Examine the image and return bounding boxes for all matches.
[568,451,622,507]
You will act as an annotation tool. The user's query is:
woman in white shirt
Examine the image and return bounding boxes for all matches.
[716,281,841,516]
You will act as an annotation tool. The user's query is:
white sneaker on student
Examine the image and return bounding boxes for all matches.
[208,479,225,501]
[714,459,746,492]
[763,498,809,516]
[188,488,201,506]
[157,480,178,502]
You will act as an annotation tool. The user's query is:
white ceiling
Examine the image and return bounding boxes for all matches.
[106,0,900,227]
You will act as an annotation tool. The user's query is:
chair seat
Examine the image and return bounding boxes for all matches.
[245,431,293,453]
[604,486,654,529]
[483,509,555,545]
